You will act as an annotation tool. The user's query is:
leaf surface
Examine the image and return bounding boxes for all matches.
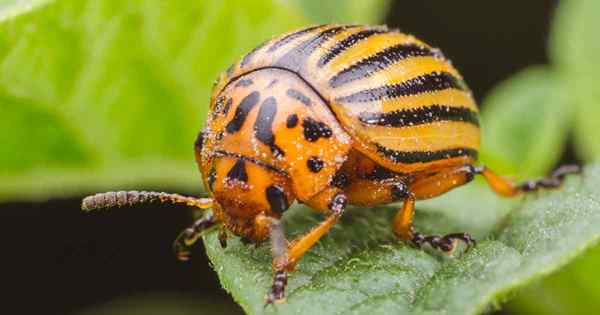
[204,166,598,315]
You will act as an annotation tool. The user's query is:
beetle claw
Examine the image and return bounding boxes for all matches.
[411,232,476,254]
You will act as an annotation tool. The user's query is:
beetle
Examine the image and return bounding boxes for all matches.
[82,24,580,304]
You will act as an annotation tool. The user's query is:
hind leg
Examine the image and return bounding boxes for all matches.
[394,164,579,252]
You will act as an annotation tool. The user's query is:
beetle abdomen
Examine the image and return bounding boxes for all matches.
[212,24,480,173]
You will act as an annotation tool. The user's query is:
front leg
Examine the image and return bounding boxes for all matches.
[173,212,218,261]
[253,215,289,305]
[261,191,348,305]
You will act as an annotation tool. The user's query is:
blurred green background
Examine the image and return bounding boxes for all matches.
[1,0,599,314]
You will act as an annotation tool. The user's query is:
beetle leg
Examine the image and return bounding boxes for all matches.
[285,192,347,271]
[392,191,416,241]
[393,196,476,252]
[255,215,289,305]
[411,231,476,252]
[218,226,228,249]
[473,164,581,197]
[173,212,218,261]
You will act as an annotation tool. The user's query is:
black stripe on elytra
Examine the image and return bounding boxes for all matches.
[329,44,436,88]
[286,88,312,106]
[335,72,466,103]
[267,25,325,53]
[266,185,289,214]
[275,25,354,73]
[317,28,386,67]
[234,78,253,88]
[302,117,333,142]
[376,144,478,164]
[240,40,268,67]
[212,150,287,176]
[254,96,285,157]
[226,159,248,183]
[225,91,260,133]
[359,105,479,127]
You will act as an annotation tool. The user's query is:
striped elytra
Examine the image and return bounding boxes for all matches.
[209,24,479,177]
[200,23,482,238]
[82,24,580,306]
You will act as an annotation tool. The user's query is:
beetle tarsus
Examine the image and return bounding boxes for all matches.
[265,270,287,305]
[173,213,216,261]
[411,231,476,253]
[518,164,581,192]
[218,228,228,249]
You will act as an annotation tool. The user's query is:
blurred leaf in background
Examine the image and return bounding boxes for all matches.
[479,67,573,179]
[0,0,387,201]
[505,0,600,314]
[550,0,600,162]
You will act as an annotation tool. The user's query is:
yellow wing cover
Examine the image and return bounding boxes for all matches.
[211,24,480,173]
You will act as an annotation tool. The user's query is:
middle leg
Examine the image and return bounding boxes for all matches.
[391,181,475,253]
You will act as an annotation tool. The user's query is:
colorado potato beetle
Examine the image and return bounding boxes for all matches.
[82,24,579,304]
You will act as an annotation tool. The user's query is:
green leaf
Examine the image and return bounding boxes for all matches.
[291,0,390,25]
[478,67,573,179]
[508,244,600,315]
[0,0,308,201]
[203,165,599,314]
[550,0,600,161]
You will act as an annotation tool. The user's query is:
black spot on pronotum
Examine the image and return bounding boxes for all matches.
[302,117,333,142]
[307,156,324,173]
[266,185,289,214]
[226,159,248,183]
[286,114,299,128]
[286,89,312,106]
[226,91,260,133]
[254,96,285,157]
[222,98,233,115]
